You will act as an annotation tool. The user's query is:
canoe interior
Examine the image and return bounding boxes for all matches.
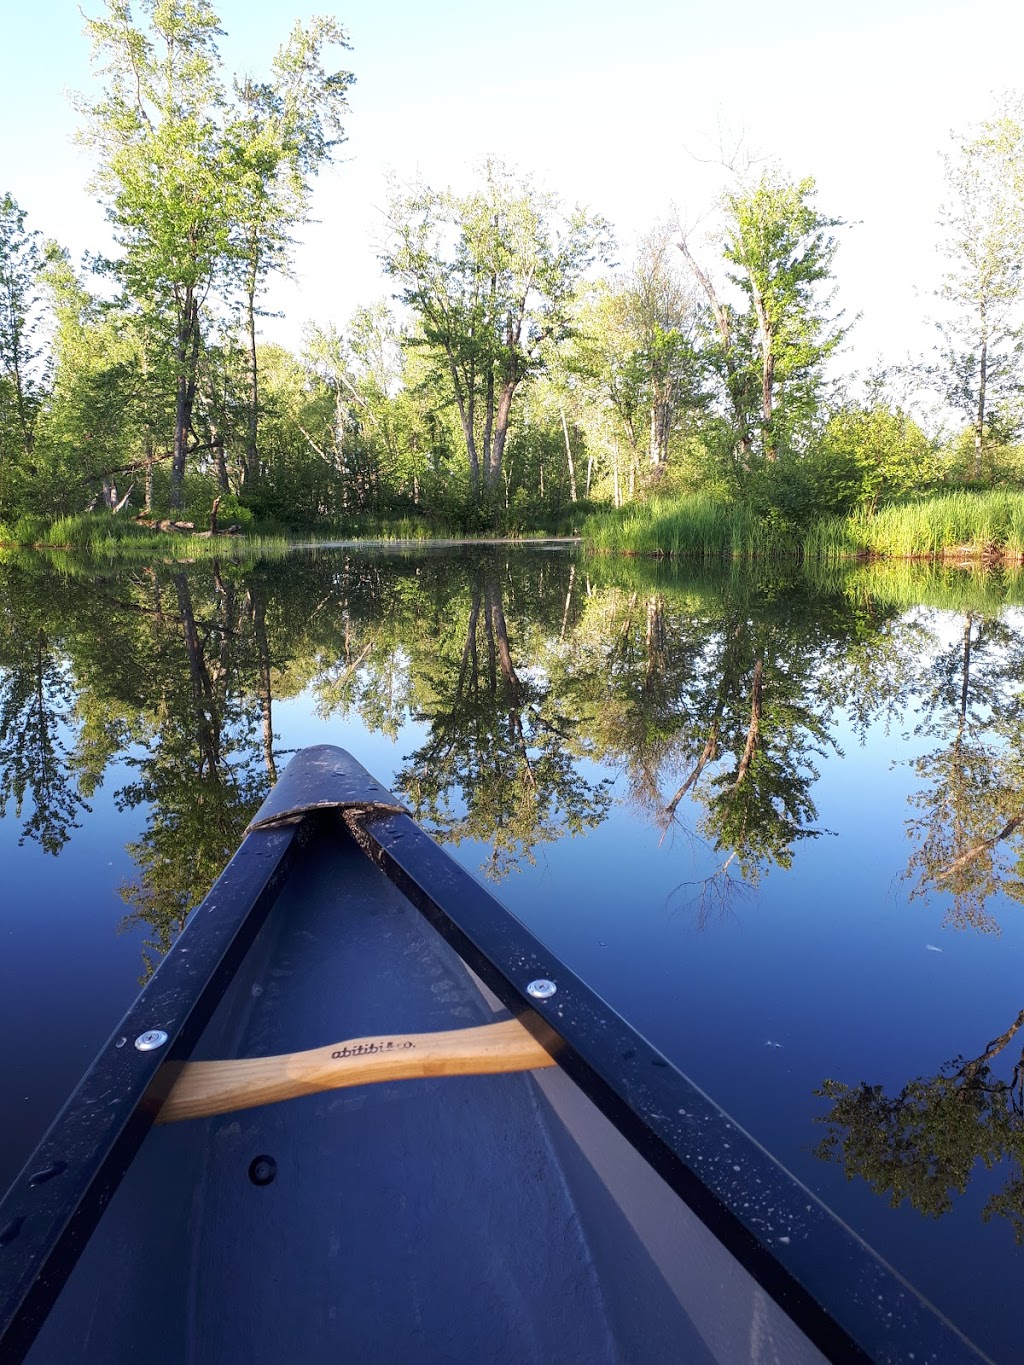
[26,821,825,1365]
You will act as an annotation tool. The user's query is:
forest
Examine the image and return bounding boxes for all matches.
[3,1,1024,554]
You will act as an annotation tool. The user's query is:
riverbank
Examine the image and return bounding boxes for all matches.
[4,489,1024,563]
[582,489,1024,562]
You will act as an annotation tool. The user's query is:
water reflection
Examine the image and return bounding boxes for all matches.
[903,611,1024,932]
[1,550,1023,977]
[816,1007,1024,1241]
[391,567,611,878]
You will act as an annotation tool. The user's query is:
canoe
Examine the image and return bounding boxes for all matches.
[0,746,986,1364]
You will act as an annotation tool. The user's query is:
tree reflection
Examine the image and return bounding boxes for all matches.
[816,1006,1024,1241]
[115,567,273,978]
[903,611,1024,931]
[0,567,93,855]
[393,563,611,878]
[547,574,841,909]
[4,549,1024,976]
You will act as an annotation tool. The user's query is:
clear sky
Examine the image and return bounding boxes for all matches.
[5,0,1024,384]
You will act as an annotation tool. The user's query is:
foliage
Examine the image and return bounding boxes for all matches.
[382,160,613,501]
[680,169,846,467]
[815,405,938,510]
[817,1008,1024,1239]
[0,193,53,513]
[934,97,1024,475]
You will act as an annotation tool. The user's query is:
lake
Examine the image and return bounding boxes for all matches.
[2,543,1023,1360]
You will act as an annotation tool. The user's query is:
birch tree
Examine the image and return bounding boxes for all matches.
[678,171,846,465]
[936,99,1024,478]
[382,161,611,502]
[224,18,352,482]
[0,194,51,506]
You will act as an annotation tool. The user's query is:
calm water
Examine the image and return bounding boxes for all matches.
[2,544,1024,1359]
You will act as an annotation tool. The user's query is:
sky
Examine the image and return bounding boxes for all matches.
[5,0,1024,390]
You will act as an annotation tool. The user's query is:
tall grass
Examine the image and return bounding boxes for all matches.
[584,490,1024,562]
[806,490,1024,561]
[583,494,797,559]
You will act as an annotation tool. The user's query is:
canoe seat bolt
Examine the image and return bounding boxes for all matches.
[527,979,557,1000]
[249,1156,278,1187]
[134,1030,169,1052]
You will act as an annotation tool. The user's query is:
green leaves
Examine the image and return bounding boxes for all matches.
[382,161,612,497]
[682,169,847,466]
[75,1,353,503]
[936,97,1024,466]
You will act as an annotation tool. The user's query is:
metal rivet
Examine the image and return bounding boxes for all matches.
[134,1030,168,1052]
[527,979,557,1000]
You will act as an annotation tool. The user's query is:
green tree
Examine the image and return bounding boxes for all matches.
[36,251,171,515]
[566,231,703,503]
[0,194,52,512]
[679,171,846,466]
[935,99,1024,479]
[382,161,612,504]
[818,405,936,510]
[224,17,352,481]
[79,0,233,508]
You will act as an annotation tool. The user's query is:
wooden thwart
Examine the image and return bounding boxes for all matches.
[157,1018,557,1123]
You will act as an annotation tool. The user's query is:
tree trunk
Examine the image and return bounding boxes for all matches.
[559,407,578,501]
[649,382,671,467]
[170,291,200,510]
[751,287,777,461]
[730,658,764,791]
[251,590,277,784]
[245,267,259,485]
[173,572,221,779]
[975,299,988,481]
[677,235,752,464]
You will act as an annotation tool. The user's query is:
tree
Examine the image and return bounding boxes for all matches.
[0,194,51,510]
[624,227,702,470]
[77,2,352,513]
[37,251,171,515]
[678,171,846,465]
[565,230,703,502]
[224,18,353,481]
[935,99,1024,479]
[79,0,233,508]
[817,404,936,511]
[382,161,612,503]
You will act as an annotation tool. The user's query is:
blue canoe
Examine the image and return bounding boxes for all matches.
[0,747,989,1363]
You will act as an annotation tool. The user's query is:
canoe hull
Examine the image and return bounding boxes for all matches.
[26,820,819,1364]
[0,747,989,1364]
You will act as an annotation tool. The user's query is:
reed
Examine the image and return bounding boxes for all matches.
[807,490,1024,561]
[584,490,1024,563]
[583,495,797,559]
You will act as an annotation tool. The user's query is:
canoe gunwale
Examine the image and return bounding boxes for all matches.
[0,819,306,1364]
[360,803,990,1365]
[0,745,992,1365]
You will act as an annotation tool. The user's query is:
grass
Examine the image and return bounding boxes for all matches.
[7,489,1024,564]
[0,507,581,562]
[807,490,1024,561]
[583,494,795,559]
[584,490,1024,563]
